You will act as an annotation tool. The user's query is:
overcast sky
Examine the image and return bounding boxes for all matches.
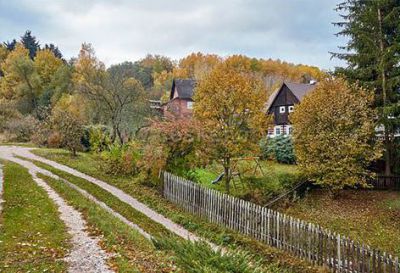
[0,0,347,70]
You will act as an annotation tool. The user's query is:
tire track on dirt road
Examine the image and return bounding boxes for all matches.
[0,148,114,273]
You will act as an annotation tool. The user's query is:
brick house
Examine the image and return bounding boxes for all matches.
[163,79,196,119]
[266,81,316,137]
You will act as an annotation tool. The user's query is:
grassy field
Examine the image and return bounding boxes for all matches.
[0,161,70,272]
[186,160,303,205]
[280,189,400,257]
[32,148,324,273]
[38,173,176,273]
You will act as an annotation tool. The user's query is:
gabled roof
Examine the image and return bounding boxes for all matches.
[285,82,316,101]
[266,81,316,110]
[170,79,196,100]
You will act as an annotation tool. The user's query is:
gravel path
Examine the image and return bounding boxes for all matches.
[11,146,203,243]
[0,148,114,273]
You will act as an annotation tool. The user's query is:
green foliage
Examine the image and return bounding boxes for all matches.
[260,136,295,164]
[85,125,112,152]
[21,30,40,59]
[333,0,400,174]
[153,237,267,273]
[100,142,141,175]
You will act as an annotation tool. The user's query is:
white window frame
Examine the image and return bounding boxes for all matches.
[275,126,281,135]
[288,126,293,135]
[279,106,286,113]
[288,105,294,113]
[187,101,194,109]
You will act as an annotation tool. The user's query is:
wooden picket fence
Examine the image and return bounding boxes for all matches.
[163,172,400,273]
[369,175,400,190]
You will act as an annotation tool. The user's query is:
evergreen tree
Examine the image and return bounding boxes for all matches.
[21,30,40,59]
[44,43,63,60]
[332,0,400,175]
[3,39,17,51]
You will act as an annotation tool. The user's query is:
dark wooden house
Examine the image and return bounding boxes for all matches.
[163,79,196,119]
[266,82,316,137]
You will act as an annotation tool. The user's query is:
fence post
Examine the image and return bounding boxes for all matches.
[162,171,399,273]
[337,234,341,272]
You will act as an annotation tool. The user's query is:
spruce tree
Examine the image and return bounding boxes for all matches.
[21,30,40,59]
[332,0,400,175]
[3,39,17,51]
[44,43,63,60]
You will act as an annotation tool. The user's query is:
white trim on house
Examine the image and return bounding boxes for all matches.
[268,125,293,138]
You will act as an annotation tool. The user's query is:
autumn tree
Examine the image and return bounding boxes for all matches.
[139,118,207,184]
[45,94,86,155]
[0,45,69,114]
[194,63,269,193]
[0,44,40,113]
[74,43,148,144]
[50,108,84,156]
[333,0,400,175]
[174,52,221,80]
[291,78,382,193]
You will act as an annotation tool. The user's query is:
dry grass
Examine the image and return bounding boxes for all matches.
[281,189,400,256]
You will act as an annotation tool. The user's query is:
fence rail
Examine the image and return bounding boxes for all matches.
[163,172,400,273]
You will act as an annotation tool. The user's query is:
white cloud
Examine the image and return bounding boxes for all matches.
[0,0,347,69]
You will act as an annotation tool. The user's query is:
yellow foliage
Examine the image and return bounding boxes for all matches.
[0,44,40,102]
[194,61,271,192]
[291,77,382,191]
[173,52,221,80]
[34,49,63,86]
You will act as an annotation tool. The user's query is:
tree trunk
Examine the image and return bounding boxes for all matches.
[378,8,392,175]
[116,127,124,145]
[224,157,231,194]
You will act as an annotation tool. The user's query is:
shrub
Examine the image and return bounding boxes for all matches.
[100,141,141,175]
[138,118,207,186]
[47,131,63,148]
[80,125,112,152]
[0,99,21,132]
[50,109,84,156]
[260,136,295,164]
[89,125,112,152]
[5,115,38,142]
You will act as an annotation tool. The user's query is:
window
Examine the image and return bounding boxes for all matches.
[187,101,194,109]
[279,106,286,113]
[288,105,294,113]
[288,126,293,135]
[275,127,281,135]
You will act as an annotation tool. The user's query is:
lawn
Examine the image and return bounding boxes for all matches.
[188,160,303,205]
[31,148,324,273]
[280,189,400,257]
[0,161,71,272]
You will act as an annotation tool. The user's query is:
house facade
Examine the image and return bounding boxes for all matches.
[266,82,316,137]
[163,79,195,119]
[162,79,316,133]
